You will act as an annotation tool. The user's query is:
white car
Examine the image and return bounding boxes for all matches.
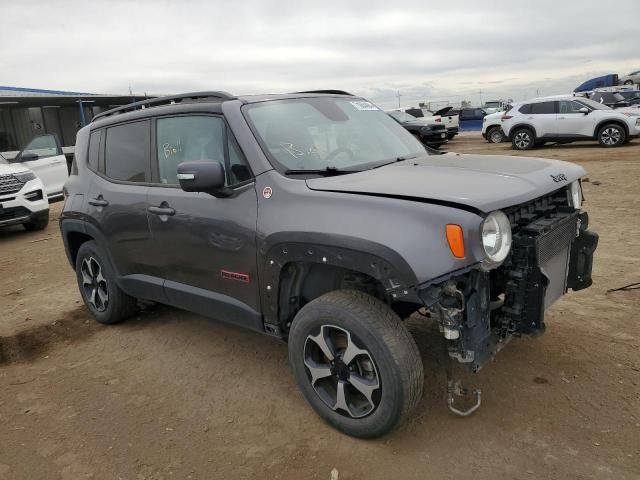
[0,152,50,230]
[619,70,640,86]
[5,134,68,201]
[482,110,507,143]
[423,107,460,139]
[501,95,640,150]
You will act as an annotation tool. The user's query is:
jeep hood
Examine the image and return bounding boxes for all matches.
[306,153,585,213]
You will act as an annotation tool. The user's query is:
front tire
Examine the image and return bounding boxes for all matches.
[624,80,634,85]
[597,124,626,147]
[511,127,535,150]
[75,241,137,324]
[288,290,423,438]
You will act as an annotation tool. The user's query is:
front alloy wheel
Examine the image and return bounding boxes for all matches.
[598,124,625,147]
[288,290,423,438]
[304,324,381,418]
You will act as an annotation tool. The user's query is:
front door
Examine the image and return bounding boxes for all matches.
[556,100,591,137]
[146,114,261,329]
[17,134,68,198]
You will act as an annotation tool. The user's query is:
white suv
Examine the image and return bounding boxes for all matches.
[501,95,640,150]
[0,152,49,231]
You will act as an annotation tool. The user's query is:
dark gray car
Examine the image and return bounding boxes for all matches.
[60,91,598,438]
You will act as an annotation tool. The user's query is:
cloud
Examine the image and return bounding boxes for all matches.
[0,0,638,108]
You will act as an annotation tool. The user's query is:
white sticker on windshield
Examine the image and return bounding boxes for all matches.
[350,100,379,111]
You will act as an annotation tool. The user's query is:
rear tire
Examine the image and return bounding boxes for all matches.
[597,123,626,147]
[75,241,137,324]
[288,290,423,438]
[23,211,49,231]
[487,127,505,144]
[511,127,535,150]
[624,80,634,85]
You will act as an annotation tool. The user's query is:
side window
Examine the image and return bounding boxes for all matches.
[558,101,586,114]
[530,102,555,114]
[474,109,485,120]
[21,134,60,160]
[87,130,101,171]
[104,121,150,182]
[155,115,251,187]
[519,104,532,114]
[459,109,472,120]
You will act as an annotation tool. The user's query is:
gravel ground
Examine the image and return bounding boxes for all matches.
[0,135,638,480]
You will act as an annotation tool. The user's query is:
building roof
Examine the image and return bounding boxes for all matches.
[0,85,154,108]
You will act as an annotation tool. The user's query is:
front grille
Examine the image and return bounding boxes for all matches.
[504,186,569,233]
[0,174,24,196]
[0,206,30,222]
[493,189,578,337]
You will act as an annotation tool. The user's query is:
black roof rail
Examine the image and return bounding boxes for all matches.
[292,90,353,96]
[91,91,236,123]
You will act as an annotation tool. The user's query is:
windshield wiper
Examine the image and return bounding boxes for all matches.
[284,166,361,176]
[373,155,418,169]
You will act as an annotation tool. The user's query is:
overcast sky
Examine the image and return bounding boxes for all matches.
[1,0,639,108]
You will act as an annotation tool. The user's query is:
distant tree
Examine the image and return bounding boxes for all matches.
[461,100,472,108]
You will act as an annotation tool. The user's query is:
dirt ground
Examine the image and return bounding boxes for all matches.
[1,135,638,480]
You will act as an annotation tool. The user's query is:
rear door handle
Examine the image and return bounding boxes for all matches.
[88,197,109,207]
[148,205,176,216]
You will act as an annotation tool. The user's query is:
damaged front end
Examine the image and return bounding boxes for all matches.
[419,188,598,374]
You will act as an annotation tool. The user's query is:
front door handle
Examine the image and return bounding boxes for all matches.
[88,197,109,207]
[148,205,176,216]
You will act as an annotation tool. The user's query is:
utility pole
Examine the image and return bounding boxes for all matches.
[479,88,483,107]
[397,91,401,109]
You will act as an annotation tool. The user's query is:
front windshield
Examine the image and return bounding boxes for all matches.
[620,91,640,100]
[0,152,7,164]
[576,98,612,111]
[244,97,427,172]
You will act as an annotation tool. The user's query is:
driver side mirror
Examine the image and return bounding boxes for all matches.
[177,161,231,197]
[17,151,38,162]
[579,107,590,114]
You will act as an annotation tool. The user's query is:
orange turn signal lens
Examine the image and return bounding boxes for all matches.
[446,224,465,259]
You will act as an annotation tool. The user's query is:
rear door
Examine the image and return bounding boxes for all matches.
[528,101,557,138]
[145,114,261,327]
[85,121,157,297]
[16,134,68,199]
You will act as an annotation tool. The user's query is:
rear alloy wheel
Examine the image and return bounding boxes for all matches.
[288,290,423,438]
[598,124,626,147]
[511,128,534,150]
[487,127,505,144]
[75,241,137,324]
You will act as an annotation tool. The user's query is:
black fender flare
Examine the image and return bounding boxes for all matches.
[60,218,118,274]
[593,119,629,138]
[508,123,537,140]
[258,232,419,328]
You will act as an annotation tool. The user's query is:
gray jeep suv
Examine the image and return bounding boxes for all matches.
[60,91,598,438]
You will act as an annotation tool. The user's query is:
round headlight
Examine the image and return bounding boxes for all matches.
[569,180,582,209]
[481,210,512,266]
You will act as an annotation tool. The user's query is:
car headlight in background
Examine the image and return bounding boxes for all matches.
[481,210,512,268]
[568,180,582,210]
[13,171,36,183]
[420,126,432,134]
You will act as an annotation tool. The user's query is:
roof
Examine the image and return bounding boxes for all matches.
[511,94,579,105]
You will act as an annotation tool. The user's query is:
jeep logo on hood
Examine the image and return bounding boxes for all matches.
[550,173,568,183]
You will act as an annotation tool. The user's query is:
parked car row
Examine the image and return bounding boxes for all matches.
[387,110,449,148]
